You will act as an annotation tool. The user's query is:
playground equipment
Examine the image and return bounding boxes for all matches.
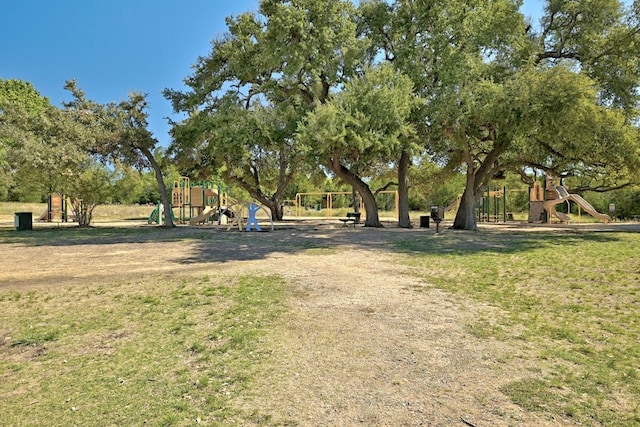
[441,188,523,223]
[38,193,76,222]
[189,206,216,225]
[543,181,610,224]
[436,177,608,225]
[148,177,232,225]
[294,190,399,219]
[444,194,462,215]
[148,202,176,224]
[172,177,230,224]
[528,181,546,222]
[220,200,273,231]
[476,187,526,222]
[478,189,506,222]
[147,177,273,230]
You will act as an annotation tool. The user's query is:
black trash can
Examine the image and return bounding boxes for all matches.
[15,212,33,231]
[420,215,430,228]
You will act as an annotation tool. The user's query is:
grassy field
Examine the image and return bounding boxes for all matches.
[1,218,639,425]
[396,232,640,426]
[0,202,153,222]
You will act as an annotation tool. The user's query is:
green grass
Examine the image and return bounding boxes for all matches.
[0,274,286,426]
[396,231,640,426]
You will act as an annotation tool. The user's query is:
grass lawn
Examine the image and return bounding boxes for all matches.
[0,273,286,426]
[396,231,640,425]
[1,221,638,425]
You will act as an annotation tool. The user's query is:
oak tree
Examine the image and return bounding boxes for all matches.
[165,0,366,221]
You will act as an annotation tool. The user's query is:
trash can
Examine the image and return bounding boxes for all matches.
[420,215,430,228]
[14,212,33,231]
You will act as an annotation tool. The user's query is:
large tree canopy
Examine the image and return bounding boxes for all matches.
[170,94,303,220]
[434,65,639,229]
[536,0,640,113]
[165,0,368,220]
[0,79,97,208]
[360,0,640,230]
[0,79,51,115]
[0,79,56,199]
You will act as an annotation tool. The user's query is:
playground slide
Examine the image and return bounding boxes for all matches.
[189,206,216,225]
[543,199,572,223]
[567,193,611,223]
[148,207,163,224]
[148,205,177,224]
[543,186,610,223]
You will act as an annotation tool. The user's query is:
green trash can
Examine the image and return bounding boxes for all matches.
[15,212,33,231]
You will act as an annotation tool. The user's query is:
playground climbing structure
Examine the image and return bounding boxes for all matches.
[149,176,234,225]
[38,193,77,222]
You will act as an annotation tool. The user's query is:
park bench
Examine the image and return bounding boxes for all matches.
[339,212,361,227]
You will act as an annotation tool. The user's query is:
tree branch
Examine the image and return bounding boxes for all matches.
[374,181,398,195]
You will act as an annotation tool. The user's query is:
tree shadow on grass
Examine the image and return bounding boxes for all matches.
[0,223,630,265]
[0,226,213,246]
[0,225,337,264]
[178,226,627,264]
[391,230,622,257]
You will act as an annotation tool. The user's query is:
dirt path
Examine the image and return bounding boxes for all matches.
[237,246,540,426]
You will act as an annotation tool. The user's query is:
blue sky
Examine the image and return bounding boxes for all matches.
[1,0,543,148]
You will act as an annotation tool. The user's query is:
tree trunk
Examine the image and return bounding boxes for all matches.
[142,147,174,227]
[272,152,293,221]
[327,157,382,227]
[397,148,412,228]
[235,187,284,222]
[227,155,292,222]
[452,186,478,230]
[351,187,360,213]
[451,131,507,231]
[73,201,95,227]
[452,162,479,231]
[265,200,284,221]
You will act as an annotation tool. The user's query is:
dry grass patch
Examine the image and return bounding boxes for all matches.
[0,274,286,426]
[0,202,153,223]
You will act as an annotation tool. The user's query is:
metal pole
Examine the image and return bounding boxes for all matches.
[503,186,507,222]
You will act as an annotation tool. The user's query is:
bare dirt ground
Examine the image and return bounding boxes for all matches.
[2,219,638,426]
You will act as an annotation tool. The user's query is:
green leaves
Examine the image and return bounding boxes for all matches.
[0,81,91,198]
[537,0,640,112]
[503,65,640,182]
[0,79,51,116]
[300,64,420,172]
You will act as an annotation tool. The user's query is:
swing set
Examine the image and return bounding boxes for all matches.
[293,190,399,219]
